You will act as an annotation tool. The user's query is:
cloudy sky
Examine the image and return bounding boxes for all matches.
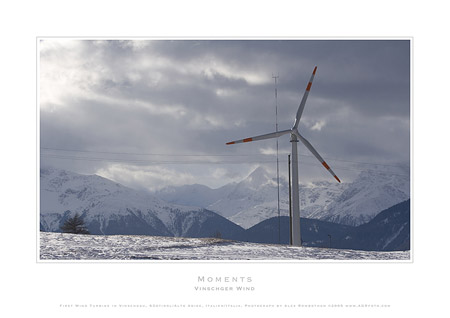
[39,39,410,190]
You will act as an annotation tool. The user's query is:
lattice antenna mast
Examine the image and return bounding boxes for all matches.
[272,73,281,244]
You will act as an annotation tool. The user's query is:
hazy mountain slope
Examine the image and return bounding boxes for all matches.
[155,183,235,208]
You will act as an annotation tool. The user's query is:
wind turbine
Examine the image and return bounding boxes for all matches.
[226,66,341,246]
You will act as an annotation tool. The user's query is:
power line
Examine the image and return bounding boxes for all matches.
[40,147,274,157]
[41,146,408,169]
[40,153,410,177]
[40,153,276,164]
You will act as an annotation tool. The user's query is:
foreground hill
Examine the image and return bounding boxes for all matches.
[244,199,410,251]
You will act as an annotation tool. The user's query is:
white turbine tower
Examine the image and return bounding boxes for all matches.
[226,66,341,246]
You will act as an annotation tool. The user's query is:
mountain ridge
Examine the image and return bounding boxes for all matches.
[155,165,410,228]
[40,167,245,240]
[39,167,410,252]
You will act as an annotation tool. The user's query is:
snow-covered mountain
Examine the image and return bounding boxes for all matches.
[39,166,410,252]
[314,168,410,226]
[40,167,244,239]
[156,165,410,228]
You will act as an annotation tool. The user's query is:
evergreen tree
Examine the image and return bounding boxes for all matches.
[60,213,90,234]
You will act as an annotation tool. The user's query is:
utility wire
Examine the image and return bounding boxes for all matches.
[40,153,409,177]
[40,147,260,157]
[41,146,408,169]
[40,153,275,164]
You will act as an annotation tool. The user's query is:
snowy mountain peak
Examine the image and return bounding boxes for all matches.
[242,166,276,189]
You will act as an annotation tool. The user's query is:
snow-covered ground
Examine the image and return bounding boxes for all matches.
[40,232,410,261]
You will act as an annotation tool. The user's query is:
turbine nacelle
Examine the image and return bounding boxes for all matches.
[290,129,298,142]
[226,66,340,183]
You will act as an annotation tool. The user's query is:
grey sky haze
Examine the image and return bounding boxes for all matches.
[39,39,410,190]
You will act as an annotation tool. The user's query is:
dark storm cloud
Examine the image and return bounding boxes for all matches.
[40,39,410,189]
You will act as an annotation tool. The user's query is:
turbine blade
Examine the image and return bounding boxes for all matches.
[296,132,341,183]
[293,66,317,129]
[226,129,291,145]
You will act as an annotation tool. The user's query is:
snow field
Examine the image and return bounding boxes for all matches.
[40,232,410,261]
